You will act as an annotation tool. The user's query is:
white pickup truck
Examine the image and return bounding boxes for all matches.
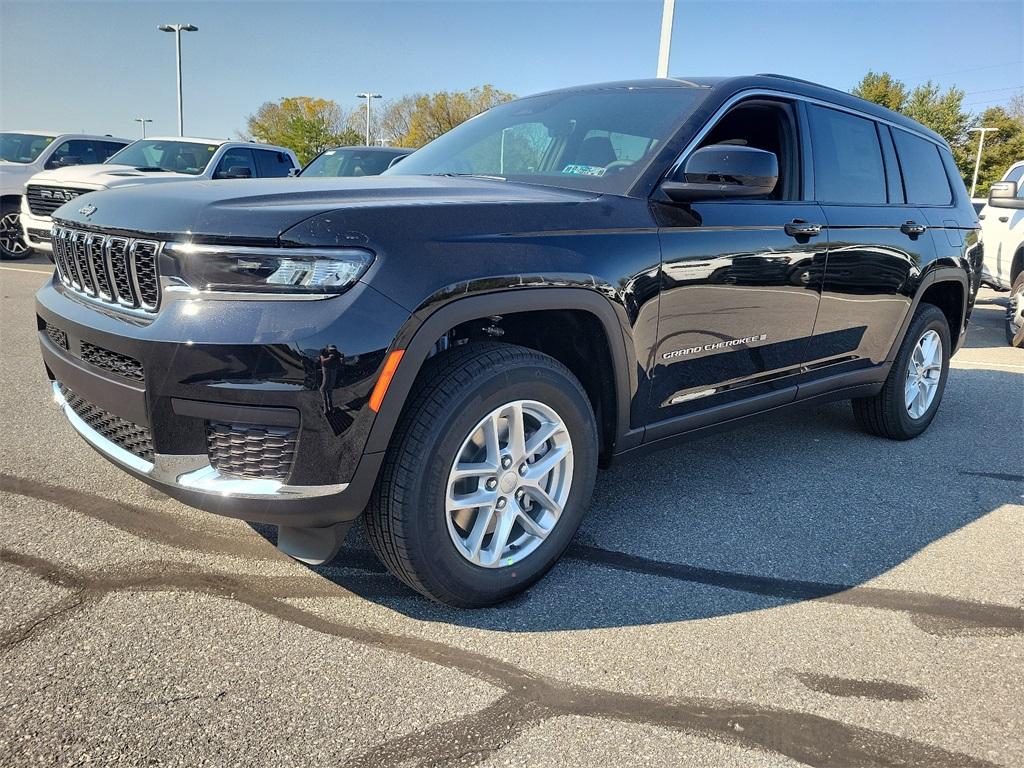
[20,136,299,257]
[978,161,1024,346]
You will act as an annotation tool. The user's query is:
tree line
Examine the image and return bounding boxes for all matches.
[243,76,1023,195]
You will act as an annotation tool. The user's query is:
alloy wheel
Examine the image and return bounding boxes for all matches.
[445,400,573,568]
[1008,281,1024,343]
[904,329,943,419]
[0,211,28,258]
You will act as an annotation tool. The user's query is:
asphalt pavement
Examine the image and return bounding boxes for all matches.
[1,261,1021,767]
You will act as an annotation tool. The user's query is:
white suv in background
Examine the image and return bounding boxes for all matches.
[0,131,129,259]
[20,137,299,257]
[978,160,1024,346]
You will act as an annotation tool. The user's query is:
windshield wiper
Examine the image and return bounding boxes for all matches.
[133,166,176,172]
[424,172,506,181]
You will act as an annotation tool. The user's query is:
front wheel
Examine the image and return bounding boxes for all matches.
[364,342,598,607]
[1006,272,1024,348]
[0,205,30,260]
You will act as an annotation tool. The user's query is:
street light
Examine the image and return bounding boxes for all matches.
[134,117,153,138]
[656,0,676,78]
[356,92,382,145]
[968,127,998,198]
[158,23,199,136]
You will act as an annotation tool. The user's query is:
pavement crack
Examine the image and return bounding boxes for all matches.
[0,590,88,654]
[0,547,1002,768]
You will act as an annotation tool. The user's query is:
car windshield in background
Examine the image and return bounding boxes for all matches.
[384,87,707,194]
[105,140,219,175]
[0,132,55,163]
[301,148,405,177]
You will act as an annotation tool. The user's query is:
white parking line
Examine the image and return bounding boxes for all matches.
[0,265,53,275]
[951,360,1024,372]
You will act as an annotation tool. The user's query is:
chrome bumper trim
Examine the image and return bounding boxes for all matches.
[53,381,348,500]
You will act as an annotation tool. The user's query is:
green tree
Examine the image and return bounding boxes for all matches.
[851,71,909,112]
[401,85,516,148]
[243,97,363,164]
[966,105,1024,196]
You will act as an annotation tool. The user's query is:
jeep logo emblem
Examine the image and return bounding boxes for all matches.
[78,204,96,217]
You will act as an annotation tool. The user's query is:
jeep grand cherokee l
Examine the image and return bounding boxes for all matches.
[36,75,980,606]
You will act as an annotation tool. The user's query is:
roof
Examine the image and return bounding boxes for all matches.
[324,145,413,152]
[527,75,946,146]
[2,130,129,141]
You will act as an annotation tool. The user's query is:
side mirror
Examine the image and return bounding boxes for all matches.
[226,165,253,179]
[46,155,83,170]
[661,144,778,203]
[387,154,409,169]
[988,180,1024,209]
[287,166,301,177]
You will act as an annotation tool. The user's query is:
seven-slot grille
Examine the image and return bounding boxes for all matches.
[51,226,161,312]
[206,423,298,481]
[58,383,154,462]
[26,185,92,216]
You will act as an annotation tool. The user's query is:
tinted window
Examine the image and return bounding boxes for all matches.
[215,148,256,178]
[0,132,54,163]
[254,149,295,178]
[1003,164,1024,195]
[808,105,886,204]
[107,140,218,174]
[892,129,951,206]
[301,148,405,177]
[45,139,115,169]
[96,140,128,161]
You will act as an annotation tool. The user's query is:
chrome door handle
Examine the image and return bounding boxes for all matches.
[900,221,927,237]
[784,220,822,238]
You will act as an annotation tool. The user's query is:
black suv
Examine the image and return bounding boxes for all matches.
[36,75,980,606]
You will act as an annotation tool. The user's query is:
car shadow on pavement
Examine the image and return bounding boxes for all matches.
[259,365,1023,634]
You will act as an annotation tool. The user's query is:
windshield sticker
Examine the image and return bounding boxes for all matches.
[325,150,335,155]
[561,164,606,177]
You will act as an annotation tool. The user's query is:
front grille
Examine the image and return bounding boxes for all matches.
[59,384,154,462]
[44,322,68,350]
[206,422,297,481]
[26,185,91,216]
[80,342,144,382]
[52,226,161,313]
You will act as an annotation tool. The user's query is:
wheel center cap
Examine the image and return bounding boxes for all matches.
[499,472,518,494]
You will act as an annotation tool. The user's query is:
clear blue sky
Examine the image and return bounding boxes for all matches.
[1,0,1021,140]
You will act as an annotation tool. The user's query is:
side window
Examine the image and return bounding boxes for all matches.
[807,105,886,205]
[96,141,127,162]
[215,148,256,178]
[254,150,295,178]
[45,139,101,169]
[1002,164,1024,197]
[891,129,952,206]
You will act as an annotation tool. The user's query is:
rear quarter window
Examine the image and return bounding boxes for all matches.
[892,129,952,206]
[807,105,887,205]
[254,150,295,178]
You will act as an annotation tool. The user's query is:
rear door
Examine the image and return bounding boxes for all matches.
[806,103,936,368]
[253,148,296,178]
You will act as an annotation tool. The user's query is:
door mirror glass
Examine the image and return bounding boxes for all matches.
[217,165,253,179]
[661,144,778,202]
[989,180,1024,209]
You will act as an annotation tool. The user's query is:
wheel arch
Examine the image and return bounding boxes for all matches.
[887,267,968,361]
[1,194,23,210]
[1011,245,1024,284]
[364,288,637,462]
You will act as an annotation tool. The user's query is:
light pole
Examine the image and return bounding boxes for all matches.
[134,117,153,138]
[356,92,381,145]
[968,127,998,198]
[158,23,199,136]
[656,0,676,78]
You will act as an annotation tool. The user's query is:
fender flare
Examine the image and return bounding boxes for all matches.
[885,266,969,362]
[363,288,637,455]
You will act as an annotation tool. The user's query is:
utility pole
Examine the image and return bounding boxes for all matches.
[969,127,998,198]
[356,93,382,145]
[656,0,676,78]
[158,24,199,136]
[134,118,153,138]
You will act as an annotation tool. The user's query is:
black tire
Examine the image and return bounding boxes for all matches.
[364,342,598,607]
[0,203,30,260]
[1005,272,1024,348]
[852,303,951,440]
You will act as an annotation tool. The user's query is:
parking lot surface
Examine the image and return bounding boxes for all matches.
[1,261,1021,767]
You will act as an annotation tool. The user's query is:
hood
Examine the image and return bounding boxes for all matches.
[51,175,601,242]
[28,163,200,190]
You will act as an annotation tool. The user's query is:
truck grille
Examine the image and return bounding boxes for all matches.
[206,422,297,481]
[26,185,92,216]
[51,226,161,313]
[59,384,154,462]
[80,342,145,382]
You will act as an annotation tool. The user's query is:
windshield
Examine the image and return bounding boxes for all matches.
[384,87,706,194]
[0,132,55,163]
[105,139,219,175]
[301,148,405,177]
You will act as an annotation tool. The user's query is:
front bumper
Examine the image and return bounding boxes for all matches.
[20,204,54,254]
[37,275,409,527]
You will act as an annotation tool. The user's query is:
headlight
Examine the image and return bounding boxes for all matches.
[164,243,374,295]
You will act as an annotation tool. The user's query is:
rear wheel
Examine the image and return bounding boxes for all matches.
[0,204,30,260]
[364,342,598,607]
[1005,272,1024,348]
[852,303,950,440]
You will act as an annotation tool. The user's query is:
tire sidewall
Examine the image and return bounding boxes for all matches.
[0,205,28,260]
[400,360,597,605]
[890,307,951,437]
[1006,273,1024,348]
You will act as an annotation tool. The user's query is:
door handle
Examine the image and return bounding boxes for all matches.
[900,220,927,237]
[998,215,1009,223]
[784,220,822,238]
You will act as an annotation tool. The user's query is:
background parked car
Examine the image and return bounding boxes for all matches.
[977,160,1024,346]
[20,137,299,257]
[0,131,129,259]
[297,145,412,177]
